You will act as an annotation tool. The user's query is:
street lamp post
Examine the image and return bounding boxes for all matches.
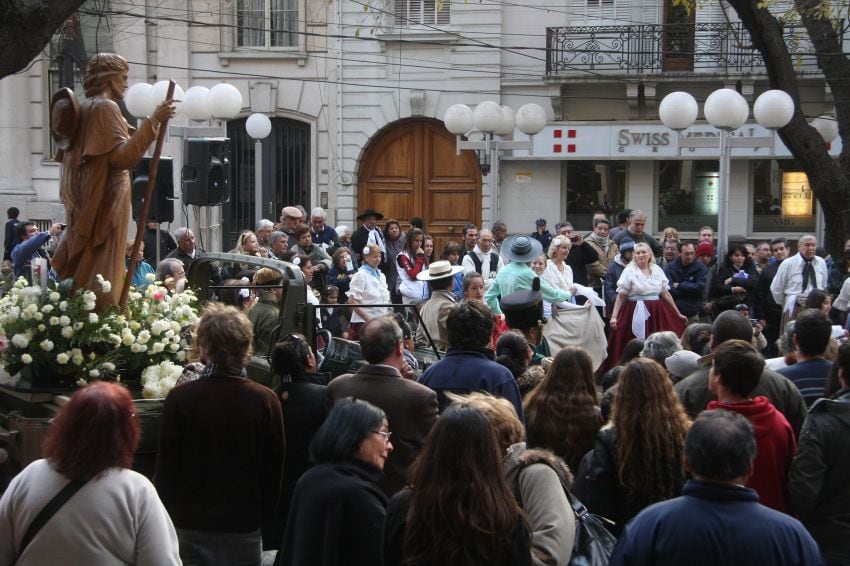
[246,113,272,225]
[444,102,547,222]
[659,89,794,262]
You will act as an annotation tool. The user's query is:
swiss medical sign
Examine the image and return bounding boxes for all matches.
[509,123,843,160]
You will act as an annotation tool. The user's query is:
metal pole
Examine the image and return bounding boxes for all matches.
[254,139,263,226]
[491,141,500,223]
[717,129,731,265]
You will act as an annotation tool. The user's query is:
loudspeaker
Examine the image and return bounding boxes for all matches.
[182,137,231,206]
[132,156,174,222]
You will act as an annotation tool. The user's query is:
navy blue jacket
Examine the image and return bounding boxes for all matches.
[611,480,824,566]
[11,232,51,279]
[418,347,524,422]
[664,258,708,317]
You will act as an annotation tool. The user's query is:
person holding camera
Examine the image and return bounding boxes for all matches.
[557,222,599,292]
[10,221,64,281]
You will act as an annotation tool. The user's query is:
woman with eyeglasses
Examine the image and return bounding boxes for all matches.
[276,397,393,566]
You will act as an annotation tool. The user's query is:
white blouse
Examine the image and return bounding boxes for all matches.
[616,263,670,297]
[543,260,574,317]
[347,268,391,323]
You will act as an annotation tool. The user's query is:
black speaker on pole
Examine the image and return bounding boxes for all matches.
[182,137,231,206]
[132,156,174,222]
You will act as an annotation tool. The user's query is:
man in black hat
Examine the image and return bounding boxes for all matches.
[530,218,552,250]
[500,285,550,364]
[415,260,464,350]
[484,235,572,315]
[351,208,385,265]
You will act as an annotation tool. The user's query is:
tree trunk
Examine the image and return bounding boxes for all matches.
[0,0,88,80]
[725,0,850,256]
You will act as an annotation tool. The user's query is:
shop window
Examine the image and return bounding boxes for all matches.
[563,161,627,231]
[656,159,719,232]
[752,159,817,232]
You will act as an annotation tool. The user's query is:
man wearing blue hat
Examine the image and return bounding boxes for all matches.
[485,235,572,315]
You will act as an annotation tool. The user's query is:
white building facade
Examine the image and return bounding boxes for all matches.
[0,0,841,253]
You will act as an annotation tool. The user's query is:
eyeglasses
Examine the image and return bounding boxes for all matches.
[372,430,392,443]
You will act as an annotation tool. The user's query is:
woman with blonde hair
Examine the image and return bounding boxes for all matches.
[449,392,576,566]
[524,346,602,473]
[224,230,263,279]
[542,237,576,318]
[580,358,690,535]
[602,242,687,373]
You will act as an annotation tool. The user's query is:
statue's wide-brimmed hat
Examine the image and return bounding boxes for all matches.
[502,235,543,263]
[357,208,384,221]
[50,88,80,151]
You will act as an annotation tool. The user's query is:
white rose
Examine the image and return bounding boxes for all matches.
[88,313,98,324]
[41,304,54,314]
[84,301,96,311]
[33,312,43,321]
[37,324,46,332]
[59,315,71,326]
[21,353,33,364]
[73,322,83,331]
[49,316,60,326]
[59,301,68,312]
[40,340,54,352]
[61,326,74,339]
[11,334,30,348]
[170,343,180,352]
[76,378,88,387]
[102,362,116,371]
[72,354,84,366]
[145,272,156,282]
[137,330,151,344]
[56,352,70,364]
[89,369,100,378]
[49,292,61,302]
[151,342,165,353]
[122,333,135,346]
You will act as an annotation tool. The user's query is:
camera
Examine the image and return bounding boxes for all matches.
[569,234,580,242]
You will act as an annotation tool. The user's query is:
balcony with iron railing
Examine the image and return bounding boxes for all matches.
[546,22,831,77]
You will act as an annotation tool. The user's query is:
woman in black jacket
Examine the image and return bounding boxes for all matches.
[276,398,392,566]
[710,243,759,316]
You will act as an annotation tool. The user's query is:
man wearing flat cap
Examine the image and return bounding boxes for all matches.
[351,208,386,266]
[280,206,302,241]
[485,235,572,315]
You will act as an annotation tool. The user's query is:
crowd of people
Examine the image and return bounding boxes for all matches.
[3,202,850,565]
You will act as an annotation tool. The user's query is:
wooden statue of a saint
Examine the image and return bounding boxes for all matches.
[50,53,175,308]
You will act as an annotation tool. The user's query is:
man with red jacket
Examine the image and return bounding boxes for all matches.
[707,339,796,513]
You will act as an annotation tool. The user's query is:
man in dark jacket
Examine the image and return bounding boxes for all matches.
[754,237,789,357]
[419,299,524,420]
[665,241,708,323]
[788,344,850,564]
[142,221,177,266]
[558,222,599,290]
[3,206,20,261]
[328,316,438,496]
[673,311,808,437]
[611,410,822,566]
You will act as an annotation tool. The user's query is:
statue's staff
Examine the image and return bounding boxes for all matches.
[120,80,176,309]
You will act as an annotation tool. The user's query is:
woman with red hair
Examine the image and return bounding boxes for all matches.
[0,381,180,565]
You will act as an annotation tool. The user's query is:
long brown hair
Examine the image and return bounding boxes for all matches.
[611,358,690,503]
[523,346,600,472]
[405,404,527,565]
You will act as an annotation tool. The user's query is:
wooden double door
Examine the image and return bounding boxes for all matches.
[357,118,482,255]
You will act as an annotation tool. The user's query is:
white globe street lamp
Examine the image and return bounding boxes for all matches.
[659,88,795,261]
[246,113,273,223]
[208,83,243,119]
[183,86,211,121]
[443,100,548,222]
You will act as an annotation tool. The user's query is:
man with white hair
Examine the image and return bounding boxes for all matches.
[770,234,828,331]
[310,207,340,253]
[166,227,197,272]
[255,219,274,253]
[461,228,503,291]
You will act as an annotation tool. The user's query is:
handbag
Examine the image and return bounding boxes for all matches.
[513,456,617,566]
[565,489,618,566]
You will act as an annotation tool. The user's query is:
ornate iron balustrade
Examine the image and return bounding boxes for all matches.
[546,22,830,75]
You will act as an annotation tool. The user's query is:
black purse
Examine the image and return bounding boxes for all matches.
[565,489,618,566]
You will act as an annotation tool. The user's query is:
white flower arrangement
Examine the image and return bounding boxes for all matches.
[0,275,199,389]
[141,360,184,399]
